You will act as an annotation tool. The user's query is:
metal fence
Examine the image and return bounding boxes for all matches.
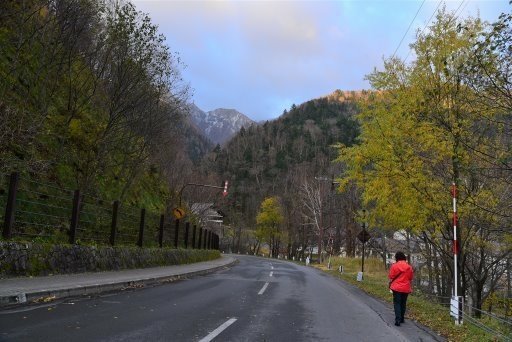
[416,292,512,340]
[1,172,219,250]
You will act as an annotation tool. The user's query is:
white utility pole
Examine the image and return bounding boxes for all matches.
[450,183,463,325]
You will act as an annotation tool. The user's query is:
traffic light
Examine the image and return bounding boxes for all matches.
[222,180,228,197]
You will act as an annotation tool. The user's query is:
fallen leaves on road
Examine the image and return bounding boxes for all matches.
[32,295,56,304]
[121,282,145,290]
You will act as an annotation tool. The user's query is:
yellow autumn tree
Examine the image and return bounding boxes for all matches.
[335,8,511,313]
[256,196,284,258]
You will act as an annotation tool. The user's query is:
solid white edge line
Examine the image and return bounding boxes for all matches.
[258,282,269,295]
[199,318,237,342]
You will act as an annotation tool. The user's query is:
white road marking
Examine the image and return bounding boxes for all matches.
[269,271,273,277]
[271,266,274,270]
[199,318,237,342]
[258,282,269,295]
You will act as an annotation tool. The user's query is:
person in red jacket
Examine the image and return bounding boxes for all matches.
[388,251,414,326]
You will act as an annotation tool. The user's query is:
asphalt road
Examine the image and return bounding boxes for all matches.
[0,255,442,341]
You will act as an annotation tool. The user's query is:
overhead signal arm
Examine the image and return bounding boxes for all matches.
[179,181,229,206]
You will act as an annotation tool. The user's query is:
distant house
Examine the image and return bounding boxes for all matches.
[367,232,424,268]
[191,203,224,225]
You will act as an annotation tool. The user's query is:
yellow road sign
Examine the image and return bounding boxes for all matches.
[173,207,185,219]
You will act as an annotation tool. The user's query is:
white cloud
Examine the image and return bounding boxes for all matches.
[133,0,510,120]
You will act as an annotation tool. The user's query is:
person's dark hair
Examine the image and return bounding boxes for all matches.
[395,251,407,261]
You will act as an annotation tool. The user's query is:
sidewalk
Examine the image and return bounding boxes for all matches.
[0,255,237,306]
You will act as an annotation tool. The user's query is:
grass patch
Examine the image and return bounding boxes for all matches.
[314,256,509,342]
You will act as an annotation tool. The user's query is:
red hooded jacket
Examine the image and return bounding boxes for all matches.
[388,260,414,293]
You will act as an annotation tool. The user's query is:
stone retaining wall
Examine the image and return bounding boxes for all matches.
[0,242,220,277]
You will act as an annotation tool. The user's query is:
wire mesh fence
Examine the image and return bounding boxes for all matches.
[450,297,512,341]
[413,286,511,339]
[0,172,219,250]
[76,193,115,245]
[143,212,162,248]
[0,173,9,227]
[13,175,74,243]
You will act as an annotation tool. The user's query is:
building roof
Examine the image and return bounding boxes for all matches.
[368,236,422,254]
[191,203,224,222]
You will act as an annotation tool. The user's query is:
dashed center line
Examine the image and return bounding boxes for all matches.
[269,271,273,277]
[199,318,237,342]
[258,282,269,295]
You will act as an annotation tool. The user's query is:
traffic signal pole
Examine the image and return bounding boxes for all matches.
[178,181,229,206]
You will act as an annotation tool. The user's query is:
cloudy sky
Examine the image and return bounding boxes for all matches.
[132,0,509,121]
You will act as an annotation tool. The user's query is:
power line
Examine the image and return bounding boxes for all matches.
[403,0,470,64]
[392,0,427,59]
[404,0,445,63]
[453,0,468,20]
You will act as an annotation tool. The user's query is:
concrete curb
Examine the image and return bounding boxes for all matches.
[0,257,238,307]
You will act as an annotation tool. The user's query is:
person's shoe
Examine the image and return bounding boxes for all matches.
[400,318,405,323]
[394,321,400,326]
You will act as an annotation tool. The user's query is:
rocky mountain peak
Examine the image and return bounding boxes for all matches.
[188,104,255,145]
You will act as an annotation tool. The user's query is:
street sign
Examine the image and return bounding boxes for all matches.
[172,207,185,219]
[357,229,371,243]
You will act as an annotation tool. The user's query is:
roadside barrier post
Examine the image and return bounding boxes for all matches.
[203,229,207,249]
[174,219,179,248]
[192,225,197,249]
[110,200,119,246]
[137,208,145,247]
[158,214,165,248]
[198,227,203,249]
[69,189,81,244]
[2,172,19,239]
[184,222,189,249]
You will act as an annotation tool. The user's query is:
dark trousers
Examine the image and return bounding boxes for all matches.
[392,291,408,322]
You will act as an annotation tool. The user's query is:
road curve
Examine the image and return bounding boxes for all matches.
[0,255,443,341]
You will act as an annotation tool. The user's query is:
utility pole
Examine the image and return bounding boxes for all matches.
[361,209,366,278]
[450,183,463,325]
[318,200,323,263]
[357,209,371,281]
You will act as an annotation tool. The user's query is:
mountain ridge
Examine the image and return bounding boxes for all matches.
[211,89,361,223]
[188,104,255,145]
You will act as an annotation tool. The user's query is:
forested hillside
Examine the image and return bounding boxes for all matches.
[181,119,215,163]
[212,90,362,256]
[0,1,198,210]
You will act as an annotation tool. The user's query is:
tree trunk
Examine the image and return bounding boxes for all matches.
[425,237,434,293]
[506,257,511,317]
[236,226,242,253]
[473,281,484,318]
